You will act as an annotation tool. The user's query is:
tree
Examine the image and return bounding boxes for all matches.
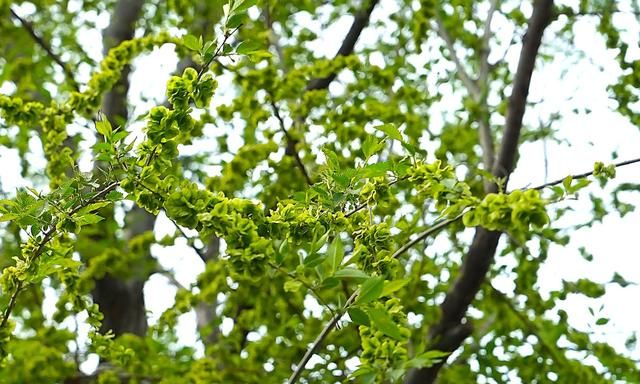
[0,0,639,382]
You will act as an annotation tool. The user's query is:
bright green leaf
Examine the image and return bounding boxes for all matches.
[366,307,403,340]
[183,34,201,51]
[381,279,410,297]
[334,268,369,281]
[327,236,344,273]
[374,123,403,141]
[236,40,263,55]
[355,277,384,305]
[348,307,370,327]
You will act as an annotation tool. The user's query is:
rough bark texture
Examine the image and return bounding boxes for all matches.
[92,0,148,337]
[406,1,554,382]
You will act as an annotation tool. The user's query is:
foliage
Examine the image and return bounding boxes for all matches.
[0,0,639,383]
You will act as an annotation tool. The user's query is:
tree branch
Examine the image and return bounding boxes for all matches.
[288,214,462,384]
[435,6,497,185]
[408,1,555,382]
[263,0,379,186]
[528,156,640,191]
[268,95,313,185]
[434,15,481,99]
[306,0,379,91]
[9,7,80,91]
[477,0,501,176]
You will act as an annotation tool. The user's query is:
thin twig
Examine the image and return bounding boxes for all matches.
[344,178,399,218]
[288,213,463,384]
[479,0,501,86]
[526,156,640,191]
[288,290,358,384]
[477,0,500,176]
[268,96,313,185]
[168,217,207,262]
[9,7,80,91]
[0,182,119,330]
[391,213,465,260]
[268,262,335,316]
[196,24,242,83]
[434,15,480,99]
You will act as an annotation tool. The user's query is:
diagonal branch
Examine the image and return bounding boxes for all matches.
[434,15,481,99]
[528,156,640,191]
[306,0,379,91]
[288,214,461,384]
[0,182,119,332]
[263,0,379,185]
[9,7,80,91]
[479,0,501,87]
[268,95,313,185]
[407,1,555,383]
[435,7,497,183]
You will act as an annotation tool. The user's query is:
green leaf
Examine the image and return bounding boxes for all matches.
[78,201,111,215]
[374,123,403,141]
[381,279,409,297]
[596,317,609,325]
[183,34,201,51]
[303,252,327,268]
[348,307,370,327]
[236,40,263,55]
[327,237,344,273]
[112,130,129,143]
[226,12,245,29]
[366,307,403,340]
[355,277,384,305]
[322,147,340,170]
[233,0,257,12]
[284,280,303,293]
[334,268,369,281]
[319,277,339,289]
[360,161,393,178]
[95,118,112,138]
[0,213,18,222]
[362,135,385,159]
[73,213,104,226]
[404,351,450,369]
[105,191,123,201]
[401,141,421,156]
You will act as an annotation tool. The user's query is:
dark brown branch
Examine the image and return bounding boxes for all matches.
[409,1,555,382]
[9,7,80,91]
[306,0,379,91]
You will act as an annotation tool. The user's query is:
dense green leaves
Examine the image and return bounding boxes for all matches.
[0,0,638,383]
